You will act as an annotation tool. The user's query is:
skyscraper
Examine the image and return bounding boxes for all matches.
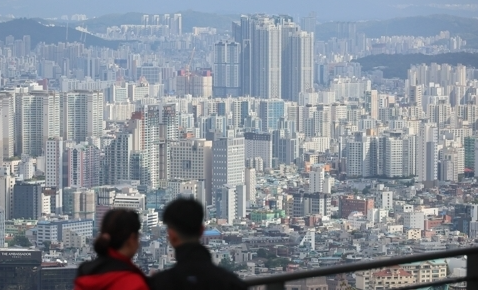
[252,17,282,99]
[300,13,316,34]
[67,143,101,188]
[213,41,241,97]
[169,139,213,204]
[259,99,285,131]
[45,137,64,214]
[128,105,161,188]
[0,207,4,247]
[282,22,314,101]
[15,91,60,157]
[417,122,438,185]
[0,93,14,159]
[212,137,245,192]
[61,90,104,143]
[12,182,49,219]
[103,133,133,185]
[364,90,378,120]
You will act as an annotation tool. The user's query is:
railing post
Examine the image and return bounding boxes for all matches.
[266,282,284,290]
[467,252,478,290]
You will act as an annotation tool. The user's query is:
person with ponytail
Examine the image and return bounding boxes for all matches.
[74,208,149,290]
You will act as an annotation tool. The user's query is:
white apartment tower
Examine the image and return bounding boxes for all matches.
[45,137,64,214]
[244,132,273,169]
[282,22,314,101]
[0,93,15,159]
[252,17,282,99]
[103,133,133,185]
[410,85,423,110]
[417,122,439,184]
[62,90,104,143]
[128,106,161,188]
[244,167,256,202]
[67,143,101,188]
[213,41,241,97]
[215,184,237,224]
[15,91,60,156]
[169,139,213,204]
[212,137,245,192]
[309,164,325,193]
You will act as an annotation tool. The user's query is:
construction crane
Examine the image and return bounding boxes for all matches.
[186,47,196,75]
[185,47,196,96]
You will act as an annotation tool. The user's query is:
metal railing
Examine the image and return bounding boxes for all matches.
[244,247,478,290]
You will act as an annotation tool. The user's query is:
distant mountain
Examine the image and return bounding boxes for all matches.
[1,0,478,21]
[316,15,478,48]
[0,18,123,49]
[81,10,237,33]
[354,52,478,79]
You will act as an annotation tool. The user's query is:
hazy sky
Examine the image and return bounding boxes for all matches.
[1,0,477,19]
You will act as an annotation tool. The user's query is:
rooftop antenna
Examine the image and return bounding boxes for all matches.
[66,21,68,42]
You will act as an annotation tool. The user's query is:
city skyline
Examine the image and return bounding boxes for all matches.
[0,5,477,290]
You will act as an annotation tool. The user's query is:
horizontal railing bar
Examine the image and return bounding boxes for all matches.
[245,247,478,286]
[394,276,469,290]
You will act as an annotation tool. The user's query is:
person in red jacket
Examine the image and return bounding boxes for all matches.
[74,208,148,290]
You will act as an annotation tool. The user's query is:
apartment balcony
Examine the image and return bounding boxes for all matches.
[244,247,478,290]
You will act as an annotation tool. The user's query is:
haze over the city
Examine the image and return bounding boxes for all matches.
[1,0,478,19]
[1,0,478,289]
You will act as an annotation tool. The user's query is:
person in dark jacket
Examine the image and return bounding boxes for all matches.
[150,198,247,290]
[74,208,149,290]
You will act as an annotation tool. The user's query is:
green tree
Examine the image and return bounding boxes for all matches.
[8,235,32,247]
[43,241,51,251]
[218,258,234,271]
[257,248,269,258]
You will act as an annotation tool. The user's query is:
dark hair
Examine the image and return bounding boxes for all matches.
[94,208,141,256]
[162,198,203,238]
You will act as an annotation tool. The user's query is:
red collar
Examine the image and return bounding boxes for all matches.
[108,248,134,265]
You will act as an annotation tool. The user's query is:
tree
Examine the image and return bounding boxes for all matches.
[8,235,32,247]
[218,258,234,271]
[257,248,269,258]
[265,258,290,269]
[43,241,51,251]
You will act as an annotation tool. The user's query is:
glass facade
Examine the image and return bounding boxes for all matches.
[41,267,77,290]
[0,250,42,290]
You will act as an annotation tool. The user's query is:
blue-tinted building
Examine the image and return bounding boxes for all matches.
[259,99,285,132]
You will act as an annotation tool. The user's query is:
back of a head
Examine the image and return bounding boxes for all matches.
[163,198,204,239]
[94,208,141,256]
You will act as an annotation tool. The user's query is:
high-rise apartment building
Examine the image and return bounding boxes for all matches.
[213,41,241,97]
[417,122,438,184]
[128,105,161,188]
[244,132,273,169]
[169,139,213,204]
[309,164,326,193]
[103,133,133,185]
[61,90,104,143]
[244,167,256,202]
[0,92,14,159]
[0,169,14,220]
[300,13,316,34]
[252,17,282,99]
[212,137,245,192]
[0,207,4,247]
[259,99,285,131]
[12,182,49,219]
[45,137,64,214]
[282,22,314,101]
[63,187,95,220]
[15,91,60,156]
[215,184,237,224]
[364,90,378,119]
[67,143,101,188]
